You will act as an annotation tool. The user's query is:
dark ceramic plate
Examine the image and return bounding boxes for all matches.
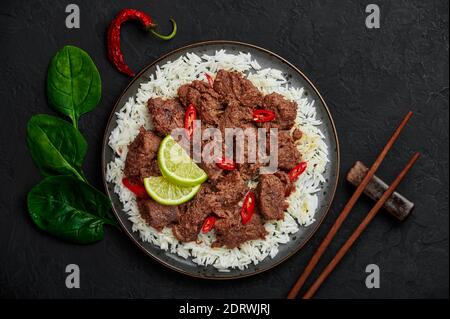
[102,41,340,279]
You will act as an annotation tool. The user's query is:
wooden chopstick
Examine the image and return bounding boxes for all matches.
[287,111,413,299]
[302,152,420,298]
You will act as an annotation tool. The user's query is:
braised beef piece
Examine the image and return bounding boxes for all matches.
[218,99,255,134]
[257,174,289,220]
[192,127,224,182]
[147,98,184,136]
[270,130,301,171]
[233,126,262,180]
[210,171,266,248]
[292,128,303,141]
[275,171,295,196]
[212,210,267,248]
[198,161,223,182]
[213,69,263,108]
[173,171,248,242]
[137,198,178,231]
[147,159,161,176]
[172,183,216,242]
[178,80,223,126]
[124,127,161,180]
[238,162,261,181]
[214,170,248,212]
[261,92,297,130]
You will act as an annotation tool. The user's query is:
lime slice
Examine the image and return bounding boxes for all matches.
[143,176,201,205]
[158,135,207,187]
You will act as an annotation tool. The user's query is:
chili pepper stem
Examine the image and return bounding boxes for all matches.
[148,18,177,40]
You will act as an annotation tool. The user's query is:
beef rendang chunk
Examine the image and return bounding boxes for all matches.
[172,183,217,242]
[213,69,263,108]
[138,198,178,231]
[274,170,295,197]
[195,129,224,182]
[147,97,184,136]
[172,172,249,243]
[178,80,224,126]
[261,92,297,130]
[271,130,301,171]
[257,173,289,220]
[124,127,161,180]
[214,170,248,209]
[213,209,267,248]
[218,99,255,133]
[234,126,262,180]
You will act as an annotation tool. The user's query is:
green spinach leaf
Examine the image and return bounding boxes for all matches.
[27,176,116,244]
[47,45,101,127]
[27,114,87,181]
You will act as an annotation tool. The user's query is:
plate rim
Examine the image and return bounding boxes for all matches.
[101,40,340,280]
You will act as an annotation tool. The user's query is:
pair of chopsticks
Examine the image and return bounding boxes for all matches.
[287,111,419,299]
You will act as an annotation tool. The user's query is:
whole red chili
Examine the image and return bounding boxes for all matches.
[241,191,255,225]
[107,9,177,77]
[215,157,236,171]
[184,104,197,138]
[122,177,147,198]
[204,73,214,87]
[201,216,216,233]
[253,109,276,122]
[288,161,307,182]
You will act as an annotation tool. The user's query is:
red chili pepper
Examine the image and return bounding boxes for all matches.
[288,162,307,182]
[215,157,236,171]
[184,104,197,138]
[107,9,177,77]
[201,216,216,233]
[241,191,255,225]
[204,73,214,87]
[253,109,276,122]
[122,177,147,198]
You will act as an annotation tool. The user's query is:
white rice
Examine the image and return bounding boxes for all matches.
[106,50,328,271]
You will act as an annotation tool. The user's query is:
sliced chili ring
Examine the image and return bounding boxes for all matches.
[253,109,276,123]
[184,104,197,138]
[204,73,214,87]
[122,177,147,198]
[201,216,216,233]
[215,157,236,171]
[241,191,256,225]
[288,161,307,182]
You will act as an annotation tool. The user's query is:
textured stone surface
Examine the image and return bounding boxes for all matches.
[0,0,448,298]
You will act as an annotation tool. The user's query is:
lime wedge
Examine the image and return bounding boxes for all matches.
[143,176,201,205]
[158,135,207,187]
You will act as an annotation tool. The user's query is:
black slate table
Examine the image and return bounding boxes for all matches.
[0,0,448,299]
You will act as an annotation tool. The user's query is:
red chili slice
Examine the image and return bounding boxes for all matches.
[253,109,276,122]
[241,191,255,225]
[184,104,197,138]
[204,73,214,87]
[215,157,236,171]
[201,216,216,233]
[122,177,147,198]
[288,162,307,182]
